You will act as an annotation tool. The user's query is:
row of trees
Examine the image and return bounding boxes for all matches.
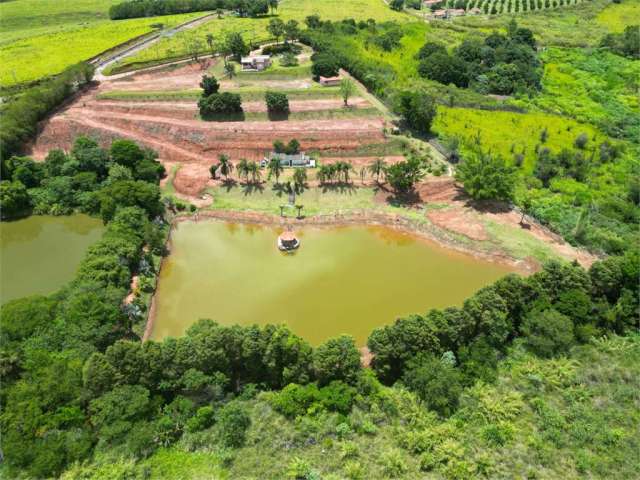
[110,0,278,19]
[369,253,639,414]
[416,19,541,95]
[1,62,94,165]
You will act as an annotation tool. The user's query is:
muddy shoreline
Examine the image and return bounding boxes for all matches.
[141,208,533,341]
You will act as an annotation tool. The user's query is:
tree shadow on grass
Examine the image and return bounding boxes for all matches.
[267,111,290,121]
[272,182,288,197]
[242,181,265,196]
[320,182,357,195]
[201,111,246,122]
[385,190,422,208]
[222,178,238,192]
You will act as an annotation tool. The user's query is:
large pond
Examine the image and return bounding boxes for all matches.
[152,220,515,345]
[1,215,104,304]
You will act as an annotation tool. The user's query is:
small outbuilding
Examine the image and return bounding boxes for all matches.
[241,55,272,71]
[319,75,342,86]
[261,152,316,168]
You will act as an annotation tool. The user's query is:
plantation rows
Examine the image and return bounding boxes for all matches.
[442,0,590,14]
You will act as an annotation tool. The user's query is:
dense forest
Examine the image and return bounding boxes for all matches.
[109,0,278,20]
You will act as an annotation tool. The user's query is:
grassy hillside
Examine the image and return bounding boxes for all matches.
[107,0,408,72]
[61,335,640,479]
[0,0,203,87]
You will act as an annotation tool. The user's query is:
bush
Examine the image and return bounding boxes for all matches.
[265,91,290,116]
[520,309,575,357]
[216,403,251,448]
[311,53,340,80]
[262,43,302,55]
[200,75,220,96]
[198,92,243,117]
[402,353,463,417]
[394,90,437,134]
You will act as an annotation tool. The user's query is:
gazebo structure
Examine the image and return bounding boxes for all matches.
[277,230,300,251]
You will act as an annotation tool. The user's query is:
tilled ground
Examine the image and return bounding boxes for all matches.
[30,61,398,198]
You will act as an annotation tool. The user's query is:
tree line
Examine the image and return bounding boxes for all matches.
[0,62,94,167]
[109,0,278,20]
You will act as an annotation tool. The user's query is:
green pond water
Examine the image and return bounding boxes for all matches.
[152,220,515,345]
[1,215,104,304]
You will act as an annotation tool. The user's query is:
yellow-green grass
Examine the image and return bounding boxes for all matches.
[517,47,640,141]
[109,0,409,72]
[0,0,203,87]
[596,0,640,32]
[97,86,342,101]
[201,106,381,122]
[432,106,602,172]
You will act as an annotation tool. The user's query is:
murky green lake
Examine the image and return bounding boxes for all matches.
[1,215,104,304]
[153,221,515,345]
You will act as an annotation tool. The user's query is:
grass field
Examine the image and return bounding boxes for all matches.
[596,0,640,31]
[0,0,203,87]
[432,106,602,172]
[108,0,408,72]
[97,86,343,101]
[520,47,640,141]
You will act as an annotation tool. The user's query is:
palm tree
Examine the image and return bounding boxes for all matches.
[248,161,262,183]
[295,204,304,219]
[219,154,234,180]
[268,157,284,183]
[237,158,250,183]
[293,168,307,192]
[316,165,328,184]
[368,158,387,183]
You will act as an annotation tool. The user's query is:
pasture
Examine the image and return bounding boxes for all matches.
[0,0,203,86]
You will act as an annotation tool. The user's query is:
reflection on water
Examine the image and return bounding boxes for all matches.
[1,215,104,303]
[153,221,515,345]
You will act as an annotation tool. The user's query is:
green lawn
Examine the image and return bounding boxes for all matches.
[0,0,203,86]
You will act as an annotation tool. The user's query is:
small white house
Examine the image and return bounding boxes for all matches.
[261,152,316,168]
[240,55,272,71]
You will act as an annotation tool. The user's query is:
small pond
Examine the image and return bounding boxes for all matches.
[1,215,105,304]
[152,220,516,345]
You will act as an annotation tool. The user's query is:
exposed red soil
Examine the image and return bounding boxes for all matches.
[29,61,394,199]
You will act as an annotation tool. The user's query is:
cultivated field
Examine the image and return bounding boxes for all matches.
[0,0,203,86]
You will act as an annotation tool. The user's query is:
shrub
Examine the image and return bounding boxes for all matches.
[216,403,251,448]
[186,406,216,433]
[311,53,340,80]
[265,91,290,115]
[520,309,575,358]
[402,353,463,417]
[198,92,243,117]
[381,450,408,477]
[200,75,220,96]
